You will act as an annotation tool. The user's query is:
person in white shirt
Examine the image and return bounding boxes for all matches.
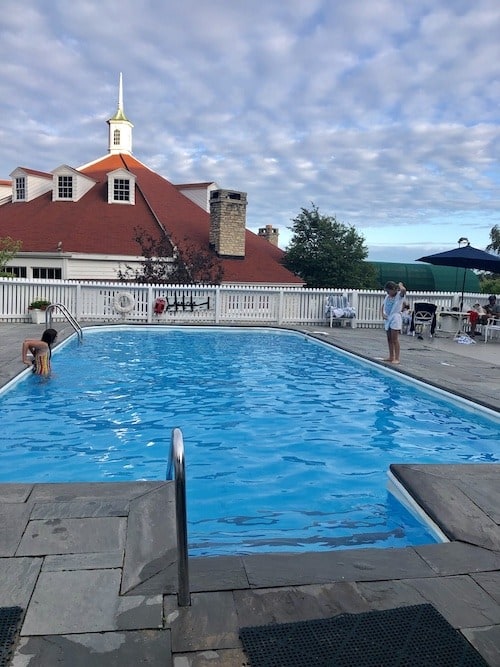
[381,282,407,364]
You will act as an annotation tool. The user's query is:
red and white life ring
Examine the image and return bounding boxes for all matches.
[154,297,166,315]
[113,292,136,314]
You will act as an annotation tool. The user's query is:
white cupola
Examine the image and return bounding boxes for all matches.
[107,73,133,155]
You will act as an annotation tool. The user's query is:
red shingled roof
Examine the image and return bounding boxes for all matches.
[0,153,302,284]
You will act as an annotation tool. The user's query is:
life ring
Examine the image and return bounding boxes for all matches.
[113,292,136,314]
[154,297,166,315]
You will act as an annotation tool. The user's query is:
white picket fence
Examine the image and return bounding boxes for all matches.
[0,277,484,328]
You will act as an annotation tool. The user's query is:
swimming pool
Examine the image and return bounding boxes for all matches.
[1,326,498,557]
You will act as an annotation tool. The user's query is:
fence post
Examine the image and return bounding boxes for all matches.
[75,283,82,319]
[215,286,220,324]
[351,291,359,329]
[147,286,153,324]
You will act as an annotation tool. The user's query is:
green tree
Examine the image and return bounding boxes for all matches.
[480,276,500,294]
[282,204,377,288]
[486,225,500,254]
[0,237,22,276]
[117,227,224,284]
[478,225,500,292]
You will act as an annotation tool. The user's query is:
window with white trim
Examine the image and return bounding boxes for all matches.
[58,175,73,199]
[113,178,130,201]
[32,267,62,279]
[2,266,27,277]
[15,177,26,200]
[114,129,120,145]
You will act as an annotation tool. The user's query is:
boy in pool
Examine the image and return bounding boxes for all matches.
[22,328,58,376]
[381,282,407,364]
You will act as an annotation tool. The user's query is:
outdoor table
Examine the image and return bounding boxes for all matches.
[438,311,470,334]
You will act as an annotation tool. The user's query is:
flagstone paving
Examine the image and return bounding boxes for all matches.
[0,322,498,665]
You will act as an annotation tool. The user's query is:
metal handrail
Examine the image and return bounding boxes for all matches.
[167,427,190,607]
[46,303,83,343]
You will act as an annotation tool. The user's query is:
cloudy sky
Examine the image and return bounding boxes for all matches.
[1,0,499,262]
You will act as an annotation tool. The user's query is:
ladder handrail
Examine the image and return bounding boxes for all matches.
[45,303,83,343]
[167,427,190,606]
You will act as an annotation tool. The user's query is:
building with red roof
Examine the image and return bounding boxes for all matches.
[0,76,302,286]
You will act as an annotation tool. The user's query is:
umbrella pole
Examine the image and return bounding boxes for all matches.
[460,268,466,311]
[454,268,472,340]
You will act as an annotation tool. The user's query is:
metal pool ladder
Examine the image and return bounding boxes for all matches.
[167,427,190,606]
[46,303,83,343]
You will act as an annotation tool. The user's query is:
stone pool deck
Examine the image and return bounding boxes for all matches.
[0,322,499,665]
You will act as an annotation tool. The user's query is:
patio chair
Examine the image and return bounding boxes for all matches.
[325,294,356,327]
[484,317,500,343]
[411,302,437,339]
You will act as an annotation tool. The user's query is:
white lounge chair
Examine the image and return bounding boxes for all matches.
[325,295,356,328]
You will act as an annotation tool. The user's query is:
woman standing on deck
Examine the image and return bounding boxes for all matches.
[21,328,58,376]
[381,282,407,364]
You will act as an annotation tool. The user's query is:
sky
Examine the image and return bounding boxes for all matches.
[1,0,499,263]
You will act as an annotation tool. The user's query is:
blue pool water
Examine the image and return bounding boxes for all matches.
[1,326,498,557]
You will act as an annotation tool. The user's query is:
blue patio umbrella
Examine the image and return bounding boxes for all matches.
[417,241,500,310]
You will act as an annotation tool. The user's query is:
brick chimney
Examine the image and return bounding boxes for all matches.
[209,189,247,258]
[258,224,279,247]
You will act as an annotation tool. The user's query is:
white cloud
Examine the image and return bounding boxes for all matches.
[1,0,499,261]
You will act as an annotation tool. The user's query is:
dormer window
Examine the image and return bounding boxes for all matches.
[58,175,73,199]
[107,168,136,204]
[52,165,95,202]
[113,129,121,146]
[15,177,26,200]
[10,167,52,202]
[113,178,130,201]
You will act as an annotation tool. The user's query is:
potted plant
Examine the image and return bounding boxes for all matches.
[28,299,51,324]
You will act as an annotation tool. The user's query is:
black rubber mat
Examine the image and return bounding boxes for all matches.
[0,607,23,667]
[240,603,488,666]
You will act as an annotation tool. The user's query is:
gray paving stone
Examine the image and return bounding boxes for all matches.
[457,477,500,524]
[16,516,126,556]
[189,555,249,592]
[0,483,33,502]
[415,464,500,480]
[13,630,172,667]
[121,483,177,595]
[415,542,500,575]
[234,582,368,627]
[0,502,32,556]
[165,591,240,653]
[403,575,500,628]
[355,579,429,611]
[0,557,42,607]
[31,498,130,519]
[28,481,164,502]
[43,551,124,571]
[21,569,163,635]
[461,625,500,667]
[391,465,500,551]
[471,571,500,604]
[242,546,436,588]
[172,649,250,666]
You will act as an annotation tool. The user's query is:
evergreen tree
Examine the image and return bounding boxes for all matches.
[282,204,376,288]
